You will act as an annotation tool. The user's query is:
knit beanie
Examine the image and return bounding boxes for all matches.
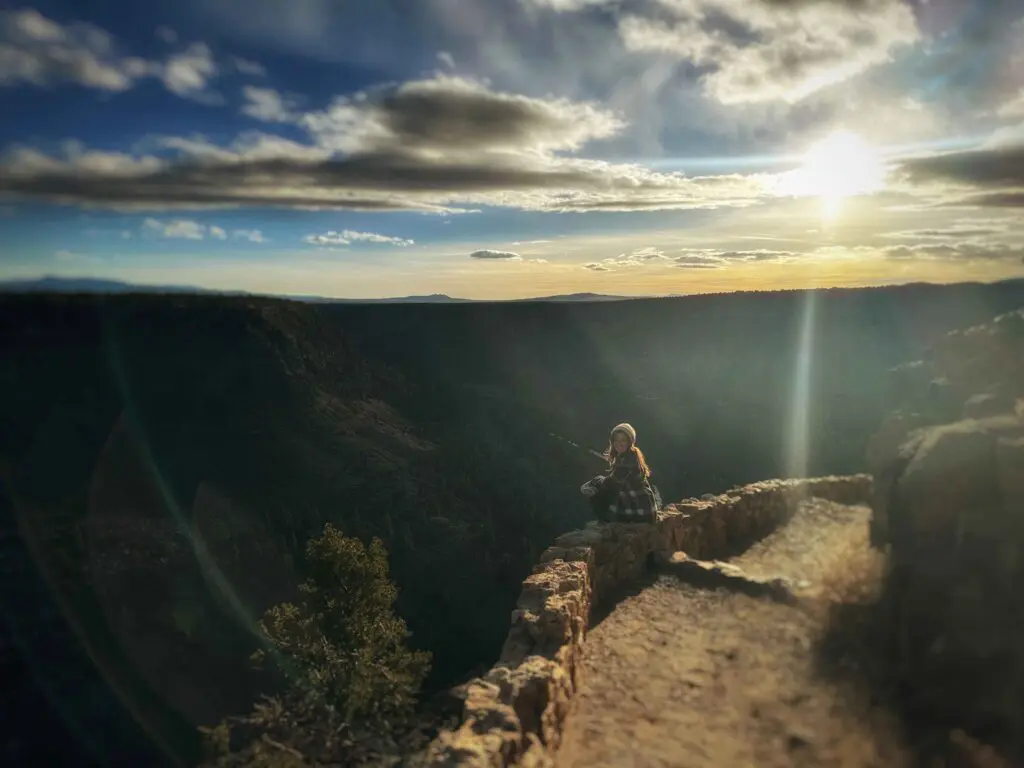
[611,423,637,443]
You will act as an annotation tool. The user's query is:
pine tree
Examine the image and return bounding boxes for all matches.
[201,523,430,766]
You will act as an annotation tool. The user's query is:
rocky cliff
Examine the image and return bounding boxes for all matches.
[867,308,1024,757]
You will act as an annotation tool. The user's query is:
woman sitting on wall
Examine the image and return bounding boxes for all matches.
[580,423,660,523]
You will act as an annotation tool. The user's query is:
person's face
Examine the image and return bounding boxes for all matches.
[612,431,630,454]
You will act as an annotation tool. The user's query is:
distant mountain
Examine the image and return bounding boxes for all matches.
[0,275,244,296]
[510,292,633,303]
[296,293,475,304]
[0,276,638,303]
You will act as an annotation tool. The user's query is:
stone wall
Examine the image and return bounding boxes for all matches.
[419,473,873,767]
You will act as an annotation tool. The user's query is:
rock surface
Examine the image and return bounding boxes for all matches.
[868,307,1024,757]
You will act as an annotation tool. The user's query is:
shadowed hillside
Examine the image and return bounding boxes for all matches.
[2,278,1023,766]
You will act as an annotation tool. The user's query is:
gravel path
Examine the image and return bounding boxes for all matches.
[556,499,912,768]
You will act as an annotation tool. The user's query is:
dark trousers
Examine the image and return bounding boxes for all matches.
[589,486,615,522]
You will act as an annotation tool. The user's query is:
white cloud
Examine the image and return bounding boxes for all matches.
[163,219,206,239]
[617,0,920,105]
[241,85,296,122]
[0,8,150,91]
[210,225,228,239]
[304,229,412,247]
[0,10,231,103]
[143,217,206,239]
[437,50,455,69]
[234,229,266,242]
[160,42,218,102]
[303,232,349,247]
[582,245,802,271]
[341,229,414,246]
[231,56,266,76]
[997,90,1024,119]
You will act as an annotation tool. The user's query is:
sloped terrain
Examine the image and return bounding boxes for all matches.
[556,498,912,768]
[3,282,1024,766]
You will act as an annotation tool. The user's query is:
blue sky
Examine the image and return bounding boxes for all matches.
[1,0,1022,298]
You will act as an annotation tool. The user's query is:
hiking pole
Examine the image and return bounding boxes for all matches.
[548,432,605,461]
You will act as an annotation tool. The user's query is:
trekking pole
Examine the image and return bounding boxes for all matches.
[549,432,605,462]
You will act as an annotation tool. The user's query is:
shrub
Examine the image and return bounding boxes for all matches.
[201,523,431,765]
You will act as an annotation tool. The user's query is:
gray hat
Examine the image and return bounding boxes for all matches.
[611,423,636,443]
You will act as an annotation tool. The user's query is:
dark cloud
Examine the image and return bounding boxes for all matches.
[882,242,1024,261]
[899,143,1024,188]
[0,150,692,212]
[951,192,1024,208]
[470,249,522,259]
[302,74,622,155]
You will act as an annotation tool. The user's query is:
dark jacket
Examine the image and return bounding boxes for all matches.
[583,448,659,523]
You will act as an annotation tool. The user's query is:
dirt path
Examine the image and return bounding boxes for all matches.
[556,499,912,768]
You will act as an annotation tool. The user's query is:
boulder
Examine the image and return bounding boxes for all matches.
[894,420,1003,539]
[963,392,1017,420]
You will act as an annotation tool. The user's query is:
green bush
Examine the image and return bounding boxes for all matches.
[201,524,431,766]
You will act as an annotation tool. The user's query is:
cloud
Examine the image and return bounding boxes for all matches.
[470,249,522,259]
[898,143,1024,189]
[144,217,206,239]
[231,56,266,76]
[880,221,1011,241]
[881,242,1024,262]
[234,228,266,242]
[300,73,625,154]
[342,229,414,246]
[0,8,149,91]
[210,225,227,239]
[155,26,178,44]
[241,85,296,122]
[0,75,776,213]
[895,142,1024,208]
[522,0,609,10]
[1,9,228,103]
[616,0,919,104]
[584,246,801,271]
[160,42,219,102]
[304,229,411,247]
[436,50,455,69]
[581,246,672,271]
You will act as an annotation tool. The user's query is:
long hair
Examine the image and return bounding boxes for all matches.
[603,440,652,478]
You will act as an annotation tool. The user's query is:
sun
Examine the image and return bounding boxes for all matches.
[776,130,887,220]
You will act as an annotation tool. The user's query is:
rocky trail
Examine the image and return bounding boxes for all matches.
[555,498,916,768]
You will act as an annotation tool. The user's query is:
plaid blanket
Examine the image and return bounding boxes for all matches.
[580,450,659,523]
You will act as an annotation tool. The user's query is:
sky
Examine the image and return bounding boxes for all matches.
[0,0,1022,299]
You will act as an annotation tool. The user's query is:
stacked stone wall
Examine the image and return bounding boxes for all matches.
[421,474,874,767]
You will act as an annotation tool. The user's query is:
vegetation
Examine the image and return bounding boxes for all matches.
[200,524,430,766]
[2,278,1023,765]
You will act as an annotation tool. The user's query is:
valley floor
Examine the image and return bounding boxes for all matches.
[555,499,914,768]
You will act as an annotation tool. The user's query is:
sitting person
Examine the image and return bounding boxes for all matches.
[580,422,659,523]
